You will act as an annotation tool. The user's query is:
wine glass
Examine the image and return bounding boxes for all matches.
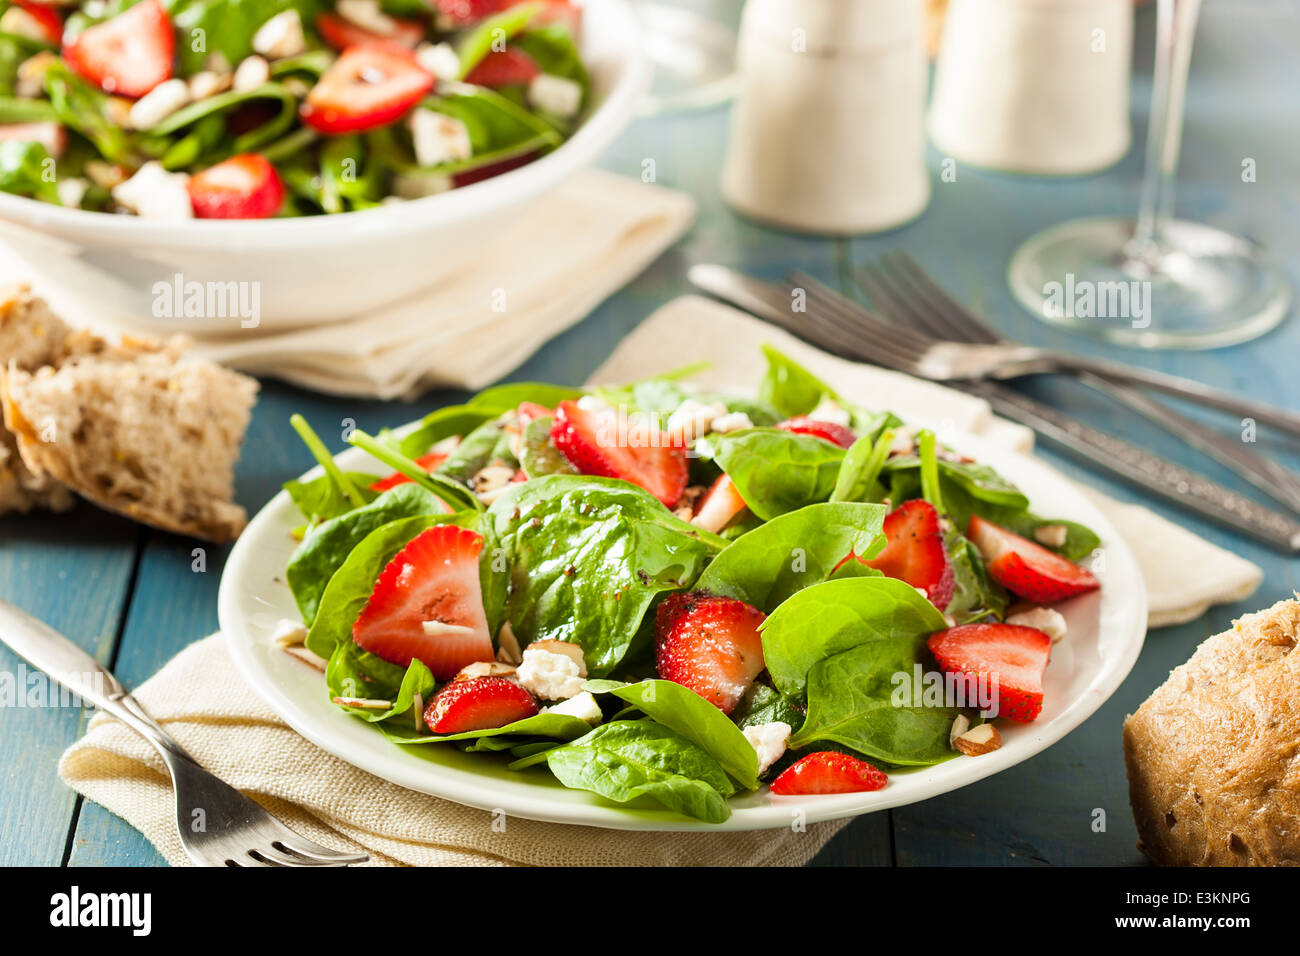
[632,0,742,115]
[1007,0,1291,348]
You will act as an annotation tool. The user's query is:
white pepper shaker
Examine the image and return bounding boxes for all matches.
[721,0,930,235]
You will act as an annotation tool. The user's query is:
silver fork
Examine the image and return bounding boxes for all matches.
[854,253,1300,516]
[0,600,368,867]
[775,267,1300,438]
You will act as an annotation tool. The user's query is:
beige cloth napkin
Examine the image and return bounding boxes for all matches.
[58,295,1262,867]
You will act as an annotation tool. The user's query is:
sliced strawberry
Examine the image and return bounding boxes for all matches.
[859,499,955,609]
[186,154,284,219]
[655,593,765,714]
[62,0,173,98]
[431,0,501,26]
[352,524,494,679]
[968,515,1099,604]
[551,399,688,508]
[424,675,537,734]
[368,450,450,492]
[0,122,66,158]
[463,47,539,87]
[516,401,553,427]
[927,622,1052,722]
[775,416,856,449]
[451,148,537,187]
[770,752,888,795]
[691,473,747,534]
[315,11,423,51]
[15,2,63,46]
[300,45,434,135]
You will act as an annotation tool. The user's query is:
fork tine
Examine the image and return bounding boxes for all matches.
[790,269,938,352]
[883,252,1003,344]
[272,833,370,865]
[780,279,929,374]
[250,843,344,867]
[855,264,953,340]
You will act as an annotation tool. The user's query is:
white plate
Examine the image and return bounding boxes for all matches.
[219,424,1147,831]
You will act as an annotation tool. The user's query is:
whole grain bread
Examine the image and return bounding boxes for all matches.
[1,286,259,542]
[1123,597,1300,866]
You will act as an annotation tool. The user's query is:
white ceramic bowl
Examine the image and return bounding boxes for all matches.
[0,0,648,332]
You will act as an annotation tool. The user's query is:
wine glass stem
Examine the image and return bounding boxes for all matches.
[1129,0,1202,259]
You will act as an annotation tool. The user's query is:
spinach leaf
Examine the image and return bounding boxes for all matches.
[789,639,961,766]
[590,679,759,789]
[519,416,576,479]
[327,643,434,726]
[383,711,592,745]
[436,417,516,485]
[758,343,834,417]
[694,502,887,612]
[456,2,542,76]
[942,531,1008,624]
[484,476,725,676]
[730,682,805,734]
[0,139,58,204]
[541,720,735,823]
[831,428,894,503]
[760,577,947,698]
[398,404,499,459]
[468,381,581,410]
[282,471,381,524]
[712,428,846,521]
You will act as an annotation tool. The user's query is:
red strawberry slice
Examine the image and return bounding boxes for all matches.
[15,2,63,46]
[315,11,423,51]
[655,593,766,714]
[691,473,747,534]
[432,0,501,26]
[770,752,888,795]
[968,515,1099,604]
[551,399,688,508]
[776,416,856,449]
[62,0,173,98]
[300,45,434,135]
[186,154,284,219]
[927,622,1052,722]
[0,122,66,158]
[368,450,450,492]
[424,675,538,734]
[352,524,494,679]
[860,499,955,609]
[463,47,539,87]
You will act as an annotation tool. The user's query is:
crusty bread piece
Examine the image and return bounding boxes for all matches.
[1,300,259,542]
[1123,598,1300,866]
[0,284,74,514]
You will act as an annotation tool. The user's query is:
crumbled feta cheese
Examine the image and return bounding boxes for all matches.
[392,170,452,198]
[56,177,89,209]
[416,42,462,81]
[188,70,233,101]
[252,9,307,60]
[111,162,193,220]
[809,396,852,428]
[337,0,396,35]
[516,642,587,700]
[0,7,49,43]
[527,73,583,118]
[575,394,610,413]
[233,55,271,93]
[666,398,727,442]
[1006,606,1068,643]
[409,109,472,168]
[890,426,917,456]
[742,721,792,775]
[1033,523,1069,549]
[710,411,753,433]
[127,78,190,130]
[271,617,308,647]
[542,690,603,724]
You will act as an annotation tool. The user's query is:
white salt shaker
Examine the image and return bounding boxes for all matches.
[929,0,1133,174]
[721,0,930,235]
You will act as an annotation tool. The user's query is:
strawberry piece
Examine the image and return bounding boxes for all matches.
[15,2,63,46]
[691,473,747,534]
[424,675,537,734]
[0,122,66,158]
[315,11,423,51]
[431,0,501,26]
[463,47,539,87]
[654,593,766,714]
[775,416,856,449]
[62,0,173,98]
[352,525,494,679]
[515,401,553,427]
[550,399,688,508]
[186,154,284,219]
[770,752,888,795]
[968,515,1099,604]
[861,499,955,609]
[368,450,450,492]
[927,622,1052,722]
[300,45,434,135]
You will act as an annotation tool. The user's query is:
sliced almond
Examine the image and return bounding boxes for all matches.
[527,639,587,675]
[454,661,517,681]
[496,621,523,665]
[283,645,327,672]
[953,722,1002,756]
[332,696,392,710]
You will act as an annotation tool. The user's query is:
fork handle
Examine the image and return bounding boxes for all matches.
[0,600,195,764]
[1005,350,1300,438]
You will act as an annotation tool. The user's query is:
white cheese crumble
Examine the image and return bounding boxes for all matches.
[409,109,472,168]
[232,55,271,93]
[1006,606,1068,643]
[111,162,193,220]
[1033,524,1069,549]
[56,177,89,209]
[337,0,396,35]
[516,643,587,700]
[127,79,190,130]
[809,396,852,427]
[527,73,583,118]
[416,42,462,82]
[742,721,792,775]
[542,690,603,724]
[666,398,727,442]
[252,9,307,60]
[710,410,754,433]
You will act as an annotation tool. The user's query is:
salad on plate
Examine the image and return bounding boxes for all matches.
[0,0,585,216]
[277,347,1103,823]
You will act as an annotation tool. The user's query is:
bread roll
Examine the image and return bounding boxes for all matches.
[1123,598,1300,866]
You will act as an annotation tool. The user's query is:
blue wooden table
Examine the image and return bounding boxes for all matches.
[2,5,1297,866]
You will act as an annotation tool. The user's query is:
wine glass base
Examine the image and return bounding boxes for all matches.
[634,2,739,116]
[1007,217,1292,349]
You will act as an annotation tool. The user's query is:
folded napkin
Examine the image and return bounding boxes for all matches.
[59,296,1263,868]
